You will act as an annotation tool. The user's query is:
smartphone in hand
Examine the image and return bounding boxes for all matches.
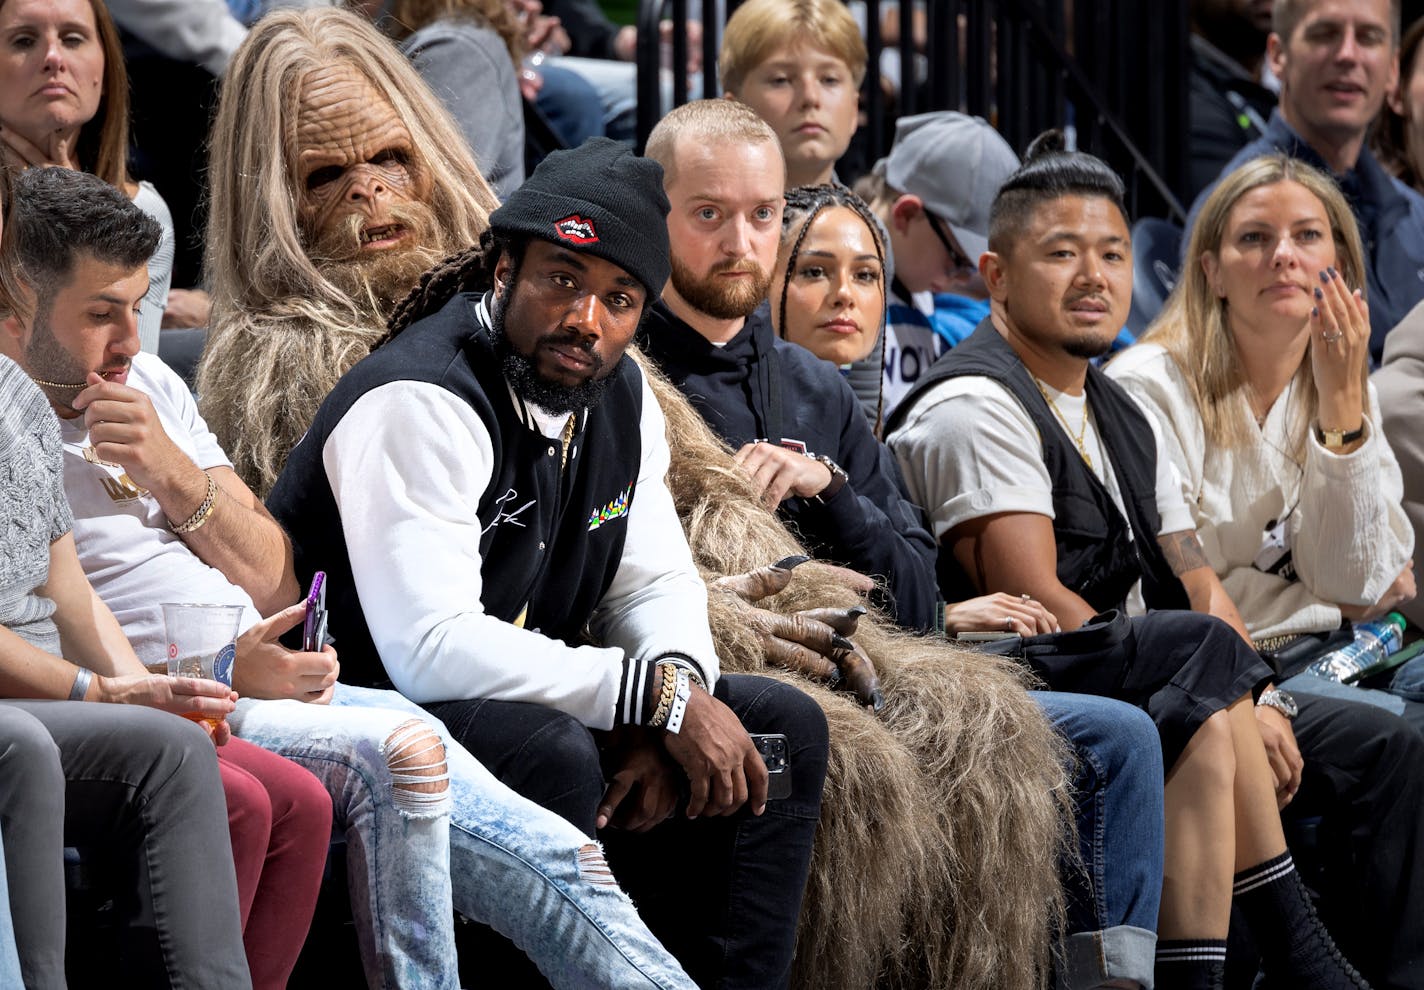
[751,732,792,800]
[301,572,328,653]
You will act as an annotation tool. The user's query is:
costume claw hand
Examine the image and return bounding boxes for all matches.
[713,560,883,710]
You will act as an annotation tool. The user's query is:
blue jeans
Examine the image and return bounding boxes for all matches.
[230,685,695,990]
[535,63,607,149]
[1034,691,1163,990]
[0,833,18,989]
[1388,652,1424,703]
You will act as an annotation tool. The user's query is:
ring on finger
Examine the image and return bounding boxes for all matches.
[1020,593,1033,602]
[1003,615,1013,631]
[1322,329,1343,343]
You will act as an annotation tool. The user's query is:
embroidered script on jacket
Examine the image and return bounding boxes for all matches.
[485,488,534,534]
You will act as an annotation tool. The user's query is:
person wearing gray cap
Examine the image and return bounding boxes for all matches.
[857,111,1022,418]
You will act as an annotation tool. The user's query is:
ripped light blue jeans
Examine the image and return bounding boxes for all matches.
[230,684,694,990]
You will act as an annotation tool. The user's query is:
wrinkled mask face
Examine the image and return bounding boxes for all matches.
[294,63,443,309]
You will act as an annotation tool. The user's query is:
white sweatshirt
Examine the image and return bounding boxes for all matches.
[1108,343,1414,640]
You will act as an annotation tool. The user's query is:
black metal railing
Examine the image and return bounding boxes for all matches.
[635,0,1190,222]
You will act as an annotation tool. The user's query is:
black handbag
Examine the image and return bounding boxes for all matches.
[1255,625,1354,679]
[974,610,1136,695]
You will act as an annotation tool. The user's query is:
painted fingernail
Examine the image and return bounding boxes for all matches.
[1312,306,1319,317]
[773,554,810,570]
[830,633,856,652]
[848,605,868,617]
[1319,270,1330,283]
[1314,286,1323,300]
[1328,266,1338,277]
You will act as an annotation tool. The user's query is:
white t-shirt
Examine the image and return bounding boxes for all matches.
[886,373,1194,612]
[60,353,259,665]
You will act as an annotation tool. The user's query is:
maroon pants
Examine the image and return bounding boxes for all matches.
[218,736,331,989]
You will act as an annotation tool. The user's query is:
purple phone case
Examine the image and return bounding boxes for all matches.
[302,572,326,652]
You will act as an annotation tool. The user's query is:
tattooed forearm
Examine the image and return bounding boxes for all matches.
[1158,530,1209,576]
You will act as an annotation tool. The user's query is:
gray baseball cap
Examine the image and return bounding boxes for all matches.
[876,111,1020,263]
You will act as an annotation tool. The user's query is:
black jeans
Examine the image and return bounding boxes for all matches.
[426,673,829,990]
[1286,691,1424,990]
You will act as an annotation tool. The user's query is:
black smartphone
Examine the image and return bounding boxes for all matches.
[301,572,328,652]
[751,733,792,801]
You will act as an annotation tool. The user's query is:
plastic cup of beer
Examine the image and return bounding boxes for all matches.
[161,603,242,728]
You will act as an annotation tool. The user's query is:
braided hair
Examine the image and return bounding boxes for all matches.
[776,183,889,432]
[382,229,523,345]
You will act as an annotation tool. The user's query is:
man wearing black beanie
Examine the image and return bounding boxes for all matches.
[269,138,830,989]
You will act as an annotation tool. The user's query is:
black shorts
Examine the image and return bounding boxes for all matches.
[998,609,1272,769]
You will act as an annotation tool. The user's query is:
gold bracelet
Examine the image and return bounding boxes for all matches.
[648,663,676,728]
[171,471,220,535]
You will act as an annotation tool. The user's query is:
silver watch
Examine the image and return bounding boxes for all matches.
[1257,687,1299,721]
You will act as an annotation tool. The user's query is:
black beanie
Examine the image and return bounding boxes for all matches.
[488,137,671,297]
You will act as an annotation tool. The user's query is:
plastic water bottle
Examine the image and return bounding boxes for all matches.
[1304,612,1407,682]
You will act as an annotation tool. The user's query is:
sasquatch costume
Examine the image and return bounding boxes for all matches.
[196,9,499,496]
[643,356,1072,990]
[362,263,1072,988]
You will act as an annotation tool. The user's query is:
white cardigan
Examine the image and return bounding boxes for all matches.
[1108,343,1414,640]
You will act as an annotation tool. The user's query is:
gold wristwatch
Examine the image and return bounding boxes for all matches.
[1316,424,1365,449]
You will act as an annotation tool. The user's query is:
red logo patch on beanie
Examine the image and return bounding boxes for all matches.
[554,214,599,245]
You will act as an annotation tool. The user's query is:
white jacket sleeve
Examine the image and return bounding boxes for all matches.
[104,0,246,76]
[325,381,629,729]
[1291,384,1414,605]
[588,376,720,689]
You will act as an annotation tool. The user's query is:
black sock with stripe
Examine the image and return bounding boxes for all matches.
[1154,938,1226,989]
[1233,851,1371,988]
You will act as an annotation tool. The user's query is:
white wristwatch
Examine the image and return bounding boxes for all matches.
[664,667,693,734]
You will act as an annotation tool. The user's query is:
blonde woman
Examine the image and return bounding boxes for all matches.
[1111,155,1419,715]
[1109,153,1424,989]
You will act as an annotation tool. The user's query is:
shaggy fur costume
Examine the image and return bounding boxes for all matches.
[383,247,1074,989]
[640,354,1073,990]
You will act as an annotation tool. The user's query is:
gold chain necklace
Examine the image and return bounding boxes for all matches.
[1033,377,1093,471]
[559,413,577,471]
[30,376,87,391]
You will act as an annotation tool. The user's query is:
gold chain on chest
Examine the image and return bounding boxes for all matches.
[1033,378,1093,471]
[559,414,576,471]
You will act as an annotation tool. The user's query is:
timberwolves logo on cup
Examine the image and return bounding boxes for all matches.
[554,214,598,245]
[213,644,236,687]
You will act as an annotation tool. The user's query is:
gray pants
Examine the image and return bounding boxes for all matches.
[0,701,251,989]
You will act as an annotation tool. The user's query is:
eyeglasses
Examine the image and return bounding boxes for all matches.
[923,209,977,277]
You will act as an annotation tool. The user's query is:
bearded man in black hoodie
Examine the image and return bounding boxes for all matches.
[638,100,940,631]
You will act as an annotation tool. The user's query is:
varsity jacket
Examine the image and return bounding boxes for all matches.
[268,287,717,730]
[639,300,940,631]
[885,319,1190,614]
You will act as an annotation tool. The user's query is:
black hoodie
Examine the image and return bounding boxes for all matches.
[640,300,939,631]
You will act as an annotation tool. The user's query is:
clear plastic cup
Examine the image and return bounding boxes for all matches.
[161,603,243,727]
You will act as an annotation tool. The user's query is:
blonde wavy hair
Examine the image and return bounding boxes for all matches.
[197,7,497,494]
[1141,155,1369,456]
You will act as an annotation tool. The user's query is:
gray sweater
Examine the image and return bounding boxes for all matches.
[0,357,72,654]
[403,19,524,201]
